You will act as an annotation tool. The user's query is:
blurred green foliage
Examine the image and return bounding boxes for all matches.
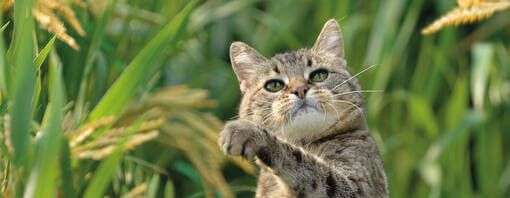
[0,0,509,197]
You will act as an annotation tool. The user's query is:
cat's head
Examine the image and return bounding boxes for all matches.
[230,19,366,142]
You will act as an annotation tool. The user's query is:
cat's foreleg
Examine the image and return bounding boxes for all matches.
[218,119,359,197]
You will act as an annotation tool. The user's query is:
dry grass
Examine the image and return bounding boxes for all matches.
[126,85,256,198]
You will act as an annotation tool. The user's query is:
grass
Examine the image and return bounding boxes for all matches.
[0,0,509,197]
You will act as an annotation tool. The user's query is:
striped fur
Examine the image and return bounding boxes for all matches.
[219,19,389,197]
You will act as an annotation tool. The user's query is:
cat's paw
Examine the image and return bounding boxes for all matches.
[218,120,268,159]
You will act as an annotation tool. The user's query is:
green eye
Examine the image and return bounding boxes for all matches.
[264,80,285,92]
[310,69,328,82]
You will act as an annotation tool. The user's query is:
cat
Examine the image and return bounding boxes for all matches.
[218,19,389,198]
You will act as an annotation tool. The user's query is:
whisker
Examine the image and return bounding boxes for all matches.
[262,104,287,123]
[263,106,281,121]
[263,111,278,124]
[271,114,280,126]
[330,100,366,122]
[266,114,278,130]
[230,107,272,119]
[321,103,327,123]
[331,90,384,97]
[273,113,283,132]
[330,64,378,91]
[281,122,284,136]
[326,102,340,118]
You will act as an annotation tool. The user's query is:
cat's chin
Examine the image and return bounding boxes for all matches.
[276,106,337,142]
[291,104,318,117]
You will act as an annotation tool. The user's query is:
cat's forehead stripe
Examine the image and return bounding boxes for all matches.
[273,65,280,73]
[271,50,305,66]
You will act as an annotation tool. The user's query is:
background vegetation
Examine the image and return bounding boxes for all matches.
[0,0,509,197]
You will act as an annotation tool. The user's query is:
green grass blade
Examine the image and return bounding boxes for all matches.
[471,43,502,198]
[407,95,439,139]
[88,0,198,121]
[164,179,175,198]
[33,34,57,70]
[471,43,493,112]
[32,71,42,117]
[73,0,118,128]
[146,174,160,198]
[82,146,124,198]
[0,21,9,32]
[25,50,65,198]
[83,120,143,198]
[10,0,35,167]
[419,111,483,193]
[59,137,75,198]
[0,17,9,96]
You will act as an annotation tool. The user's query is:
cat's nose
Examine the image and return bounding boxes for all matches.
[291,85,309,99]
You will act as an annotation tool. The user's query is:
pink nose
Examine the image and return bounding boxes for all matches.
[291,85,309,99]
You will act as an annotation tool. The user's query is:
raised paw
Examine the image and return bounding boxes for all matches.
[218,119,268,159]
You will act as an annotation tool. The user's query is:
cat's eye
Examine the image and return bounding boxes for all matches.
[309,69,328,82]
[264,80,285,92]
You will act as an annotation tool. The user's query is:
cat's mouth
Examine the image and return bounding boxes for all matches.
[290,100,320,117]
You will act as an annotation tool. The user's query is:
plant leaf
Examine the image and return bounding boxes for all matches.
[10,0,35,168]
[82,144,124,198]
[164,179,175,198]
[471,43,493,111]
[146,174,160,198]
[83,120,143,198]
[33,34,57,70]
[0,13,9,96]
[59,137,75,198]
[88,0,198,121]
[25,50,65,198]
[0,21,9,32]
[73,0,118,128]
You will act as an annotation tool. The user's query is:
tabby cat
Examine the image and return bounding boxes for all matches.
[218,19,389,198]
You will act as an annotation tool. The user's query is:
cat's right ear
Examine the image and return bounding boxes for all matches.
[312,19,344,59]
[230,42,268,93]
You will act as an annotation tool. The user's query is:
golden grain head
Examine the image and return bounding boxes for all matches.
[69,116,116,146]
[1,0,13,12]
[72,130,159,160]
[422,0,510,35]
[3,0,86,50]
[72,145,115,160]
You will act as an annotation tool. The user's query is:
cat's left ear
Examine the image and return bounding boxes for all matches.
[312,19,344,59]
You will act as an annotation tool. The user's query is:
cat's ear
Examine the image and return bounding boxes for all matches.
[230,42,268,93]
[312,19,344,59]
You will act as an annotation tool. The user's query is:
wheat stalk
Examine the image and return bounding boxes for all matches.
[422,0,510,34]
[72,130,159,160]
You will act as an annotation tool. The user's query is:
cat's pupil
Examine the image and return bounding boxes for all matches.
[265,80,284,92]
[310,69,328,82]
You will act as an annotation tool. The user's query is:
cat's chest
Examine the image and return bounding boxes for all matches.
[254,144,324,198]
[256,165,294,198]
